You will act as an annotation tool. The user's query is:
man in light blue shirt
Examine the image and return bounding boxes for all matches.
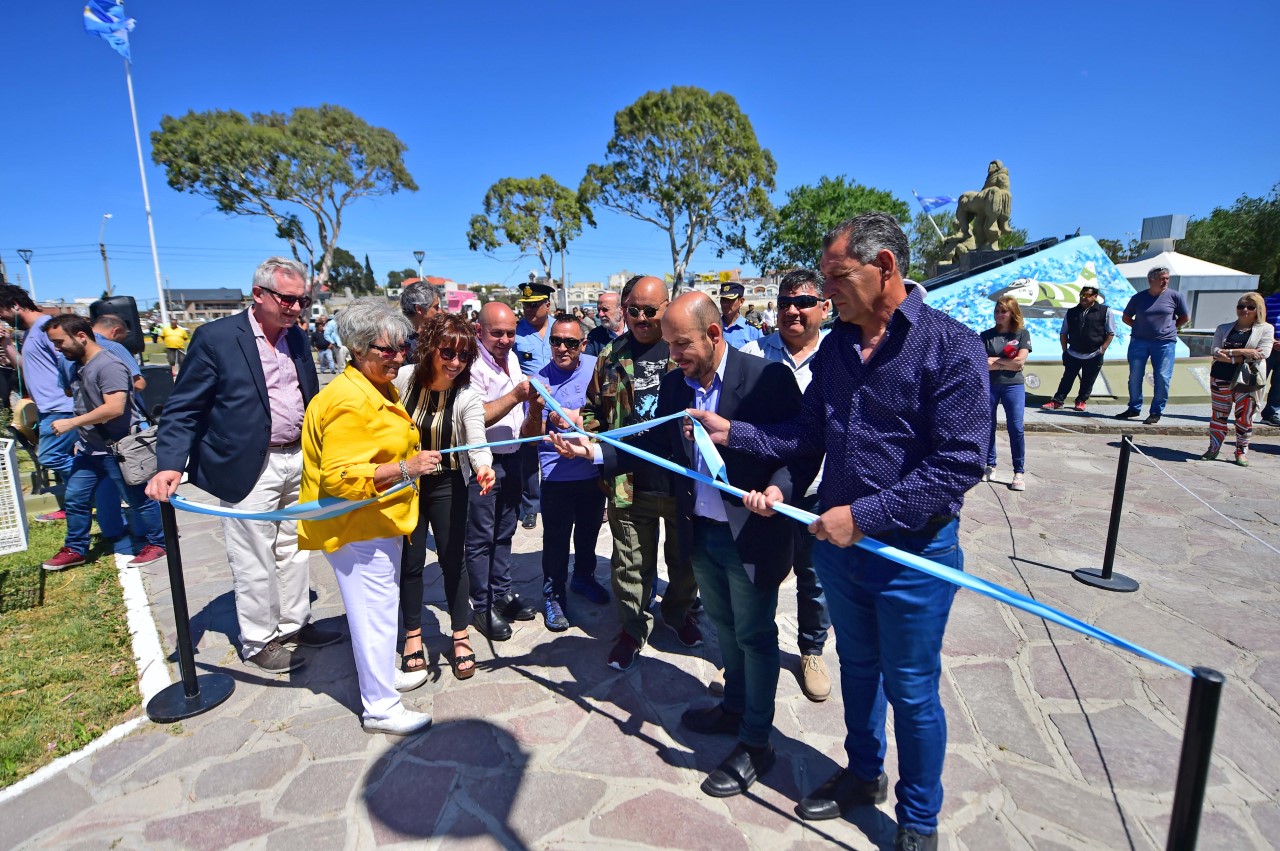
[740,269,832,702]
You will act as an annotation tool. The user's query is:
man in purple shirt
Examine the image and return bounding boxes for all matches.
[692,212,988,850]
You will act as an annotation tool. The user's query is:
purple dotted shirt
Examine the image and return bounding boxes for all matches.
[729,284,989,535]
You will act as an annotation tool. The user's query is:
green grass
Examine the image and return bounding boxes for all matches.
[0,523,140,788]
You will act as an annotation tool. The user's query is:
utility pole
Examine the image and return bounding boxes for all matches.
[17,249,35,300]
[560,251,569,313]
[99,213,114,297]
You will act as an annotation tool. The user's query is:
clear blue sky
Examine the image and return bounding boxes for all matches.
[5,0,1277,308]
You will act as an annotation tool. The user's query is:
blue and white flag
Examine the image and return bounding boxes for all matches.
[912,190,954,213]
[83,0,136,61]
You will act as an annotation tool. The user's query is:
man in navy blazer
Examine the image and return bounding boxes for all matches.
[555,292,814,798]
[147,258,338,674]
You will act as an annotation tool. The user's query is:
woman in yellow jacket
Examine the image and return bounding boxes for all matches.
[298,300,441,737]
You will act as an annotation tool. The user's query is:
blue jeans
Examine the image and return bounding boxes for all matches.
[64,452,164,555]
[690,519,780,749]
[987,383,1026,473]
[814,518,962,835]
[793,494,829,655]
[317,349,335,373]
[1127,337,1177,416]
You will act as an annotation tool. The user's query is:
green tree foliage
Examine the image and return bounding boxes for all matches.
[750,176,909,272]
[1180,182,1280,293]
[386,269,417,289]
[580,87,776,295]
[999,226,1029,250]
[151,104,417,286]
[362,254,377,293]
[1096,238,1148,264]
[906,211,952,282]
[326,247,378,296]
[466,175,594,285]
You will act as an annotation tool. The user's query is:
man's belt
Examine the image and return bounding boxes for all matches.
[268,439,301,450]
[902,513,957,538]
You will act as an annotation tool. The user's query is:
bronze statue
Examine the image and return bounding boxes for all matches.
[941,160,1012,261]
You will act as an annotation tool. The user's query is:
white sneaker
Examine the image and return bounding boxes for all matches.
[394,667,428,693]
[1009,473,1026,491]
[362,704,432,736]
[981,465,994,482]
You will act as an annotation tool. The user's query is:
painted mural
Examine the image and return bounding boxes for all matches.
[923,236,1191,361]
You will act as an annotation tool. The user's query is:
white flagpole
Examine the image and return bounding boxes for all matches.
[912,189,948,243]
[123,58,169,324]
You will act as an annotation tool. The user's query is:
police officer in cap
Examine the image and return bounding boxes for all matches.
[515,280,556,528]
[719,281,762,349]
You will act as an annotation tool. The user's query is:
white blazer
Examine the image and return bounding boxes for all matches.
[394,366,493,483]
[1211,320,1275,403]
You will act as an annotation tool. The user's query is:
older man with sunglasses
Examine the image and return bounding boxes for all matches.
[521,315,607,631]
[148,257,340,674]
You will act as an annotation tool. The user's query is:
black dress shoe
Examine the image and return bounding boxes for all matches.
[497,592,537,621]
[473,608,512,641]
[796,769,888,820]
[700,743,775,797]
[521,513,537,529]
[1262,413,1280,426]
[1115,408,1140,420]
[895,827,939,851]
[681,703,742,736]
[1143,413,1161,425]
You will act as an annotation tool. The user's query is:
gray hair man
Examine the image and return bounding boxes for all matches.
[585,290,625,355]
[148,257,339,674]
[1117,265,1190,424]
[400,281,442,334]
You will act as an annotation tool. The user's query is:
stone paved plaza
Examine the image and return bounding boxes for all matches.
[2,431,1278,850]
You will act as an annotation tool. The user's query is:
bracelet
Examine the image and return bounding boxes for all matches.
[399,460,411,482]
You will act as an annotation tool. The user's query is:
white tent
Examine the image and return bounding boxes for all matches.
[1116,250,1260,331]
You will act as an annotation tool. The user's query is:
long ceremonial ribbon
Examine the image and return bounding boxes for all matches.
[168,409,692,523]
[527,379,1194,677]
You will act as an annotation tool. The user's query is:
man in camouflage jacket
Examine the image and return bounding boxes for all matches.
[579,276,701,669]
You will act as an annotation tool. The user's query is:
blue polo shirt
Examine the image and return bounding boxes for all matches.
[722,318,761,349]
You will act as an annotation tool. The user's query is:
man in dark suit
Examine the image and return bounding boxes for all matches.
[553,291,811,798]
[147,257,338,674]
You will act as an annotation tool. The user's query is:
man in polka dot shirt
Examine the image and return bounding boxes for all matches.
[692,212,989,851]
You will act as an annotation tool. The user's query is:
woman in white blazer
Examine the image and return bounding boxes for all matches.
[395,314,496,681]
[1203,292,1274,467]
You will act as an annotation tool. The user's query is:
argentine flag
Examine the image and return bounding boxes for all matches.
[84,0,136,61]
[912,190,955,213]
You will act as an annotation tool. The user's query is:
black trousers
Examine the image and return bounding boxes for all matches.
[1052,352,1104,404]
[1263,348,1280,416]
[466,451,523,612]
[541,477,606,600]
[400,470,470,633]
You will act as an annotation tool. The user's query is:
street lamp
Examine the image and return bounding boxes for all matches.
[413,250,425,280]
[16,249,34,300]
[99,214,114,297]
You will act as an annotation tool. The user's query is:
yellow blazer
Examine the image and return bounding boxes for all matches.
[298,366,420,553]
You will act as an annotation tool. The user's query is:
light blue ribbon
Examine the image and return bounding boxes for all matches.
[528,379,1194,677]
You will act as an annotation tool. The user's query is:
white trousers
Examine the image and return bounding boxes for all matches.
[325,536,403,721]
[221,446,311,658]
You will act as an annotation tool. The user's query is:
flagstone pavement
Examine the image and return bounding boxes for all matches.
[2,432,1279,850]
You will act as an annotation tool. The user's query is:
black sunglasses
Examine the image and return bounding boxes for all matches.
[368,342,410,359]
[550,335,583,350]
[1237,303,1256,310]
[256,285,312,310]
[626,304,665,319]
[778,295,822,310]
[438,347,474,363]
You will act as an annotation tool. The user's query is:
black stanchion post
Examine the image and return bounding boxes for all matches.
[1073,434,1140,592]
[1167,667,1225,851]
[146,500,235,723]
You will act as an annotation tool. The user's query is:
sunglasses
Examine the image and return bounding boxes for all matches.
[437,347,473,363]
[626,303,666,319]
[550,335,583,350]
[367,342,410,359]
[778,295,821,310]
[1237,303,1256,310]
[256,285,312,310]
